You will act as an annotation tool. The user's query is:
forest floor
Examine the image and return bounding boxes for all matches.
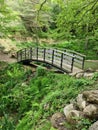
[0,52,16,63]
[84,60,98,71]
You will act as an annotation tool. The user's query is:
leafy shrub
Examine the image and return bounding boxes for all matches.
[73,78,93,88]
[92,72,98,81]
[0,62,97,130]
[75,117,92,130]
[36,67,47,77]
[0,114,15,130]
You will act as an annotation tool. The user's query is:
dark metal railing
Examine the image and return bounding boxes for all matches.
[17,47,85,73]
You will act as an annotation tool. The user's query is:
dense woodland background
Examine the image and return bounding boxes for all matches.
[0,0,98,59]
[0,0,98,130]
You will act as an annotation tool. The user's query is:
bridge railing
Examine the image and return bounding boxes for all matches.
[17,47,85,73]
[63,49,85,69]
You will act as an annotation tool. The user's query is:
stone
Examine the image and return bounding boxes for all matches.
[83,73,94,78]
[63,104,83,124]
[0,38,17,54]
[66,110,83,124]
[76,94,86,110]
[51,112,67,130]
[0,44,4,50]
[83,104,98,119]
[85,68,94,73]
[76,73,84,78]
[89,121,98,130]
[10,53,16,58]
[83,90,98,104]
[43,103,50,110]
[3,48,10,54]
[64,104,75,118]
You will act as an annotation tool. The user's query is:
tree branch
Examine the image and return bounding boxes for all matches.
[75,0,98,17]
[76,0,98,24]
[37,0,47,17]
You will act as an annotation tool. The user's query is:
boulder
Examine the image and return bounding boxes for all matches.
[63,104,83,124]
[66,110,83,124]
[83,104,98,119]
[62,90,98,129]
[89,121,98,130]
[51,112,67,130]
[64,104,75,118]
[76,94,86,110]
[83,90,98,104]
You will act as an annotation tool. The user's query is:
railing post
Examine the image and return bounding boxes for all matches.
[44,48,46,61]
[82,57,85,70]
[60,53,63,68]
[30,48,32,59]
[20,50,22,61]
[52,50,54,64]
[71,56,74,72]
[16,52,19,61]
[36,47,38,60]
[25,48,26,60]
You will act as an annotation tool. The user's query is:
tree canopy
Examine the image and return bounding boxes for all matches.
[0,0,98,54]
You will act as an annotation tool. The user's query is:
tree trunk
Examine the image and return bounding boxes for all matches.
[84,24,89,50]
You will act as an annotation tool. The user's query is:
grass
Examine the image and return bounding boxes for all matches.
[0,62,98,130]
[84,60,98,70]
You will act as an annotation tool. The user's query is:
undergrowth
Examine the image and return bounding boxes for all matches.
[0,62,98,130]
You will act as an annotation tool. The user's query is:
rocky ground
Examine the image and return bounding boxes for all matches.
[0,38,17,53]
[0,38,17,63]
[0,52,16,63]
[51,90,98,130]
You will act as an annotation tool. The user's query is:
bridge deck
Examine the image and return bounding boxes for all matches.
[17,47,85,73]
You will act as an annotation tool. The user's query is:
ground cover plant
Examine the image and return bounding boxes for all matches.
[0,0,98,129]
[0,61,98,130]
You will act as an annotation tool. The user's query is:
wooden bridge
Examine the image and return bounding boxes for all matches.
[17,47,85,73]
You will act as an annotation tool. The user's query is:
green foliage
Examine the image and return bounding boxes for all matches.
[75,117,92,130]
[0,63,32,116]
[0,62,97,129]
[0,113,15,130]
[16,41,37,49]
[1,0,98,60]
[65,117,93,130]
[0,1,20,37]
[40,37,97,59]
[73,78,93,87]
[36,66,47,77]
[92,72,98,81]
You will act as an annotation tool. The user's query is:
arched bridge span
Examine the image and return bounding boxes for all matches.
[17,47,85,73]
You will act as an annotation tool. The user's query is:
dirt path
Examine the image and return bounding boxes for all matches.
[0,52,16,63]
